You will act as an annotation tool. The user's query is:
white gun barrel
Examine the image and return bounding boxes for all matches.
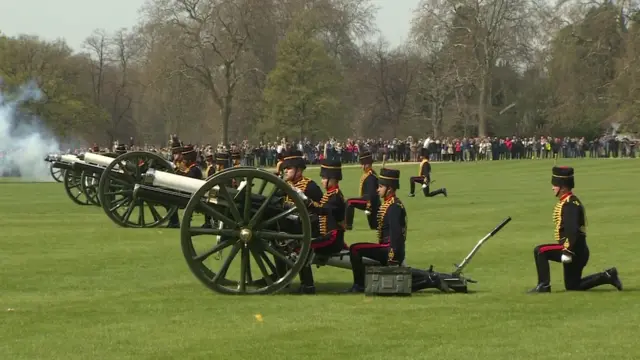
[83,153,115,167]
[60,154,80,164]
[149,169,207,193]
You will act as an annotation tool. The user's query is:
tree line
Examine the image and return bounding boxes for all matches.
[1,0,638,146]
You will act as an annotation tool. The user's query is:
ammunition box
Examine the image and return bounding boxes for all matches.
[364,266,412,296]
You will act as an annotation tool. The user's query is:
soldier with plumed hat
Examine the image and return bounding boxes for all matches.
[201,151,231,228]
[296,159,347,294]
[345,150,379,230]
[346,168,408,293]
[408,148,447,198]
[204,149,214,179]
[231,149,242,167]
[529,166,622,293]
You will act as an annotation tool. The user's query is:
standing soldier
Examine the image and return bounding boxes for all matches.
[167,144,202,228]
[204,150,215,179]
[529,166,622,293]
[202,152,229,228]
[297,159,347,294]
[231,149,242,167]
[346,168,407,293]
[344,150,379,230]
[408,148,447,198]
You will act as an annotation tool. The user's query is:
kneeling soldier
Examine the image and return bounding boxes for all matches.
[347,168,407,293]
[297,159,347,294]
[529,166,622,293]
[409,148,447,198]
[345,151,379,230]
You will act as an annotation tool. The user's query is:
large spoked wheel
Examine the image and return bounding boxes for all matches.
[50,163,63,182]
[80,170,102,206]
[98,151,178,228]
[181,168,313,295]
[63,169,92,205]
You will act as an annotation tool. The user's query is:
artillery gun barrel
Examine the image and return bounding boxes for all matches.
[132,184,192,208]
[82,153,116,168]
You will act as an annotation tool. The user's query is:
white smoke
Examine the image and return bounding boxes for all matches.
[0,81,61,181]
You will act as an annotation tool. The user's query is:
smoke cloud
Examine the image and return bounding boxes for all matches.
[0,81,62,181]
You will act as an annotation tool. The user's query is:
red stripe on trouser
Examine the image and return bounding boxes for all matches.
[350,243,389,256]
[347,199,368,205]
[311,230,338,249]
[538,245,564,253]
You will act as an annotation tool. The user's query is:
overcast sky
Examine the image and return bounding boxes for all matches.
[0,0,420,52]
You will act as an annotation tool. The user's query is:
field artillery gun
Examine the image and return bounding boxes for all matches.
[46,154,98,206]
[44,154,64,183]
[106,153,512,295]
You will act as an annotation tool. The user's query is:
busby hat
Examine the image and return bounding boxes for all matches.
[379,168,400,189]
[231,150,241,160]
[181,144,197,162]
[359,151,373,165]
[115,144,127,154]
[421,147,429,158]
[552,166,574,189]
[320,159,342,181]
[204,148,213,160]
[281,149,306,170]
[170,135,182,154]
[215,152,229,166]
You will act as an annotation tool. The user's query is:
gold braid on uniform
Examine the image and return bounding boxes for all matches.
[317,188,340,235]
[377,197,395,241]
[359,169,375,196]
[284,177,311,204]
[553,196,570,243]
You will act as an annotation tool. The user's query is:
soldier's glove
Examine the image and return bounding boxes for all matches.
[364,210,371,215]
[561,254,572,264]
[422,183,427,189]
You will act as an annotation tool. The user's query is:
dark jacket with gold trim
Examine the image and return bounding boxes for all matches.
[377,195,407,263]
[308,186,346,237]
[553,192,587,255]
[184,163,203,179]
[419,159,431,181]
[359,169,380,212]
[284,177,323,205]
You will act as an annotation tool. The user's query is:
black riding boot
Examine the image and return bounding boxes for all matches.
[426,188,447,197]
[579,267,622,291]
[296,265,316,294]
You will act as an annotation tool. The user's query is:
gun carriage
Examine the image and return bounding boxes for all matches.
[47,154,96,206]
[99,151,511,296]
[44,154,64,183]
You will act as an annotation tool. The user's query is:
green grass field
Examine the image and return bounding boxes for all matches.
[1,159,639,360]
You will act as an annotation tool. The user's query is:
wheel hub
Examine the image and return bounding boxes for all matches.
[239,228,253,243]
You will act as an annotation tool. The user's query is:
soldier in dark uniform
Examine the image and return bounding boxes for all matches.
[167,144,202,228]
[408,148,447,197]
[275,149,324,282]
[344,150,379,230]
[274,152,284,177]
[346,168,407,293]
[202,152,229,228]
[204,150,214,179]
[115,144,127,155]
[231,150,242,167]
[91,144,100,153]
[297,159,347,294]
[529,166,623,293]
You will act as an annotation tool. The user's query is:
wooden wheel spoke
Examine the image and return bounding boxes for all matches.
[198,201,237,228]
[138,201,145,225]
[239,246,250,292]
[256,205,298,230]
[249,244,273,285]
[147,203,162,222]
[190,227,239,237]
[193,238,235,262]
[122,203,135,222]
[260,241,294,268]
[248,185,277,228]
[217,185,243,224]
[212,242,242,284]
[104,190,132,197]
